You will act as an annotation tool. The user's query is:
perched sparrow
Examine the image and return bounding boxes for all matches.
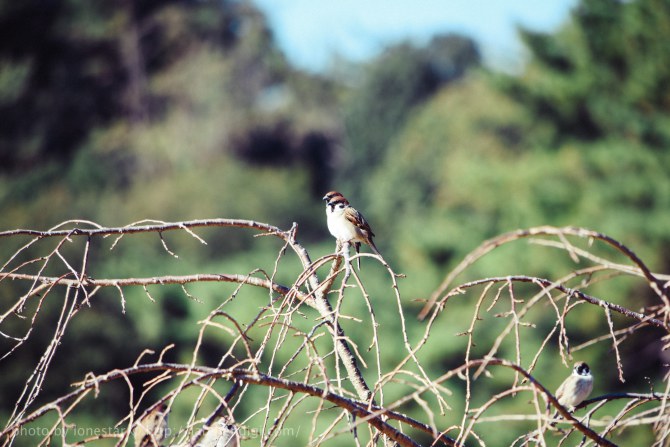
[546,361,594,430]
[200,418,241,447]
[323,191,381,266]
[555,361,594,411]
[134,403,169,447]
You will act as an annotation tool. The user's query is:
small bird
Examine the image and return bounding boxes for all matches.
[134,403,169,447]
[200,418,241,447]
[555,361,594,411]
[547,361,593,430]
[323,191,381,267]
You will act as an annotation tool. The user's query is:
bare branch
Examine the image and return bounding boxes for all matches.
[1,220,667,446]
[419,226,670,320]
[437,275,665,330]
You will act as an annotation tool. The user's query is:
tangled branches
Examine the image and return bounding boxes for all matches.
[0,220,668,446]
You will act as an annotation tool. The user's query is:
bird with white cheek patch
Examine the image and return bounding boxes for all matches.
[547,361,593,430]
[323,191,381,267]
[555,361,593,410]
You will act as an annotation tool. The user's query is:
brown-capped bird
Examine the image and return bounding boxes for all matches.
[323,191,381,266]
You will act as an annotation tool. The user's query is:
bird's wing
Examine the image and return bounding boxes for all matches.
[554,380,567,403]
[344,207,375,238]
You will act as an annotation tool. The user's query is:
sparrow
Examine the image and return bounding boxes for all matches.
[547,361,593,429]
[555,361,593,411]
[134,403,169,447]
[323,191,381,266]
[199,418,241,447]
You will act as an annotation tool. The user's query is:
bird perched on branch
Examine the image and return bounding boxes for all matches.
[555,361,593,410]
[134,403,169,447]
[323,191,381,267]
[200,418,241,447]
[549,361,593,428]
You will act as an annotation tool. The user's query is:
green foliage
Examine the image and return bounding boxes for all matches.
[364,73,670,304]
[340,34,480,197]
[500,0,670,146]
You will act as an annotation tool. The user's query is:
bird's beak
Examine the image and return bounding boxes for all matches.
[322,195,329,201]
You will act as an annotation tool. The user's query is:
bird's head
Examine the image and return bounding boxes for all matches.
[323,191,349,212]
[574,361,591,376]
[323,191,344,202]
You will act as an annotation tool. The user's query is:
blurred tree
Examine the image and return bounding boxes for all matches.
[340,34,480,198]
[0,0,124,171]
[0,0,249,172]
[362,0,670,298]
[499,0,670,146]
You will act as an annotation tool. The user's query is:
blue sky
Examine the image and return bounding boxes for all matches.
[253,0,579,72]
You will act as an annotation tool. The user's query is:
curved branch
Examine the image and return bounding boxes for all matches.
[0,272,307,303]
[1,363,460,447]
[279,227,374,403]
[419,226,669,320]
[452,359,617,447]
[578,392,670,409]
[437,275,665,330]
[0,218,283,239]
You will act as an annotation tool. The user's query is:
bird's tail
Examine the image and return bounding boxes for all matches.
[355,239,382,270]
[368,238,382,258]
